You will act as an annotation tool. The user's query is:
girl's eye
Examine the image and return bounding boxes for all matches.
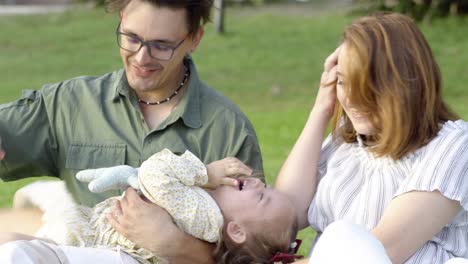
[337,79,343,85]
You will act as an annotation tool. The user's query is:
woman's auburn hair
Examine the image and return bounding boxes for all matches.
[332,12,458,160]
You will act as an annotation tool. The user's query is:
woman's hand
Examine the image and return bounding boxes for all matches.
[204,157,252,189]
[312,46,341,118]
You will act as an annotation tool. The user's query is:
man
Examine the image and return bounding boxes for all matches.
[0,0,263,262]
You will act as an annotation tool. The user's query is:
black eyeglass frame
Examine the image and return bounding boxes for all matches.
[115,23,188,61]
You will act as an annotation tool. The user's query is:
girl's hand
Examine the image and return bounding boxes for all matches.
[204,157,252,189]
[313,46,341,118]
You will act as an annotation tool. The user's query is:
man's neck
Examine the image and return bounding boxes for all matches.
[136,64,187,103]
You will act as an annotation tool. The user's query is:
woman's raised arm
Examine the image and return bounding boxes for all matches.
[275,47,340,229]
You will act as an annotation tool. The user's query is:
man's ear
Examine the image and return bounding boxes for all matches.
[226,221,247,244]
[189,27,204,53]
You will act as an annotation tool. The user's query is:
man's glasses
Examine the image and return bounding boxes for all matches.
[116,23,188,61]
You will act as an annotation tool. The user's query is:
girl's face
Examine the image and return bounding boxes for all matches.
[337,44,376,136]
[210,178,295,231]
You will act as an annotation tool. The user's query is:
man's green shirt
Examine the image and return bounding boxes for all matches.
[0,58,263,206]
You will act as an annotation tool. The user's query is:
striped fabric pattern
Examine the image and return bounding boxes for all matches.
[308,120,468,263]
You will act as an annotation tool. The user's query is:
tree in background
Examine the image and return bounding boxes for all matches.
[214,0,225,33]
[355,0,468,21]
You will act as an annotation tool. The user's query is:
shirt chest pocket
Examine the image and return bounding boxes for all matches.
[65,144,126,170]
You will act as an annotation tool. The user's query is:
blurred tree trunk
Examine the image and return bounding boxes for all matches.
[214,0,225,34]
[357,0,468,21]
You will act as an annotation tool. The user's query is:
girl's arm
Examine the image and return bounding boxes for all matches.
[275,47,340,229]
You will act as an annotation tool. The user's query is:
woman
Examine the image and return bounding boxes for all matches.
[275,12,468,264]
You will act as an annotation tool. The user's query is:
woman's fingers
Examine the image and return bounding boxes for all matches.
[327,65,338,83]
[319,46,341,89]
[323,46,341,72]
[320,65,338,88]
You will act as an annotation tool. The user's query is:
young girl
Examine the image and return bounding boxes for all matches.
[1,149,300,264]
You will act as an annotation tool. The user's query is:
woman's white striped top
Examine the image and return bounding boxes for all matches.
[308,120,468,263]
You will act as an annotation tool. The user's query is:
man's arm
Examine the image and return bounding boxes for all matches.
[107,188,215,264]
[157,223,215,264]
[0,89,58,180]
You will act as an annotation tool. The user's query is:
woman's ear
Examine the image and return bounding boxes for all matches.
[226,221,247,244]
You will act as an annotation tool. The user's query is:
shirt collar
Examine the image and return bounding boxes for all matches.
[111,69,129,101]
[111,56,202,129]
[173,56,202,129]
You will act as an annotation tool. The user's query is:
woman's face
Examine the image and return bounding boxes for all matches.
[337,44,376,136]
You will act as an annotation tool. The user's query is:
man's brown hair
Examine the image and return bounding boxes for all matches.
[106,0,212,35]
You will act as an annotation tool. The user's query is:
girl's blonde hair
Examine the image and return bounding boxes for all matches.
[332,12,458,159]
[213,216,298,263]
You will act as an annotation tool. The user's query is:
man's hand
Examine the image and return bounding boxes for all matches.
[107,188,174,253]
[204,157,252,189]
[108,188,214,263]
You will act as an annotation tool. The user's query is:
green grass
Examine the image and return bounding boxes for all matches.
[1,6,467,256]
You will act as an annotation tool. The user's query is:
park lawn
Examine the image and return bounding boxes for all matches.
[1,5,467,256]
